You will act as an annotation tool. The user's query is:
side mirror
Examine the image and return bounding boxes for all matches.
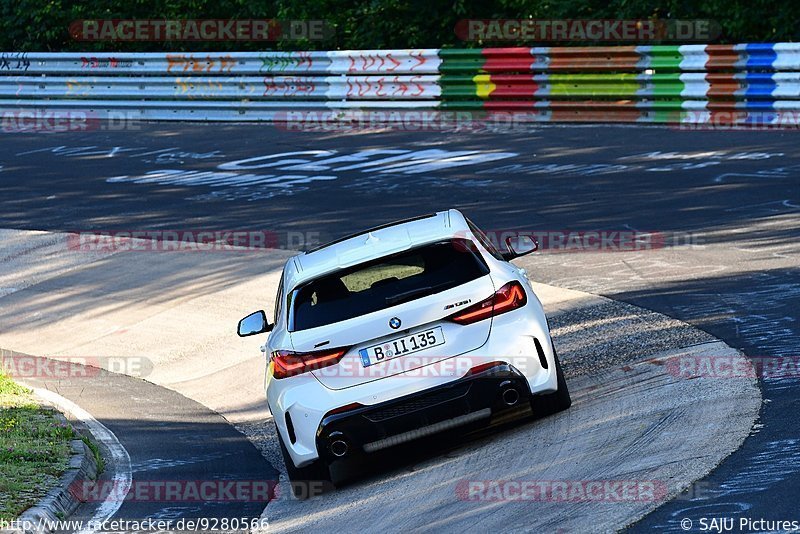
[502,234,539,261]
[237,310,273,337]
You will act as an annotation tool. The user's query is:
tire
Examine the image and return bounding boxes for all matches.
[530,343,571,417]
[276,424,333,500]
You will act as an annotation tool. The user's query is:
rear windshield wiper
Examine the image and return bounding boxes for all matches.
[385,282,453,306]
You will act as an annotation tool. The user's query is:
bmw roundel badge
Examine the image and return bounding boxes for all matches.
[389,317,402,329]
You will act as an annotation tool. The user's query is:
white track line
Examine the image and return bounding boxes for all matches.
[33,387,132,534]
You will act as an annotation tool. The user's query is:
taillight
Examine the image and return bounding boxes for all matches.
[272,347,348,379]
[448,281,527,325]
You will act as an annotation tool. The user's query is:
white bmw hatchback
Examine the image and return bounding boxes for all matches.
[238,209,570,498]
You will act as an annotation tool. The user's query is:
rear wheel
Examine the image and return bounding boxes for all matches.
[276,424,333,500]
[530,343,571,417]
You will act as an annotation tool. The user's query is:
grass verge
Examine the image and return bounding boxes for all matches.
[80,434,105,473]
[0,372,75,522]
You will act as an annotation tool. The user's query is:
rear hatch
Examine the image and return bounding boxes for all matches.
[288,239,495,390]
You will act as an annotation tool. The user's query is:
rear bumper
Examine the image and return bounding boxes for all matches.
[315,363,531,461]
[271,298,557,468]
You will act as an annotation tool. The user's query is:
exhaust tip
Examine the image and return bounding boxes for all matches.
[502,387,520,406]
[330,439,349,458]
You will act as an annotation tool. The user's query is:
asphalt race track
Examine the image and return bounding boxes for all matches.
[16,355,276,530]
[1,123,798,531]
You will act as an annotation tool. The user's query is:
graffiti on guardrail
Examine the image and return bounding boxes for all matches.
[336,51,432,74]
[343,76,428,98]
[2,44,800,126]
[174,79,230,99]
[0,52,30,72]
[166,54,236,74]
[263,77,315,97]
[80,56,134,69]
[349,53,400,73]
[260,53,314,73]
[65,80,91,96]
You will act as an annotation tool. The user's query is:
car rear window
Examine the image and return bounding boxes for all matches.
[289,239,489,331]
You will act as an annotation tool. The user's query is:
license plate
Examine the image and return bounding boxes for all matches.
[359,327,445,367]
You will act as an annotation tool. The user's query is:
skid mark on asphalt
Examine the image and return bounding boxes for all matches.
[617,408,686,462]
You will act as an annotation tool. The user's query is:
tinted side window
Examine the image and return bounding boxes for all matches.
[274,273,284,325]
[466,218,505,261]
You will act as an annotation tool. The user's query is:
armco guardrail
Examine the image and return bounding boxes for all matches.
[2,44,799,125]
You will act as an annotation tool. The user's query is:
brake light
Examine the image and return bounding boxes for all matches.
[448,281,527,325]
[272,347,348,379]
